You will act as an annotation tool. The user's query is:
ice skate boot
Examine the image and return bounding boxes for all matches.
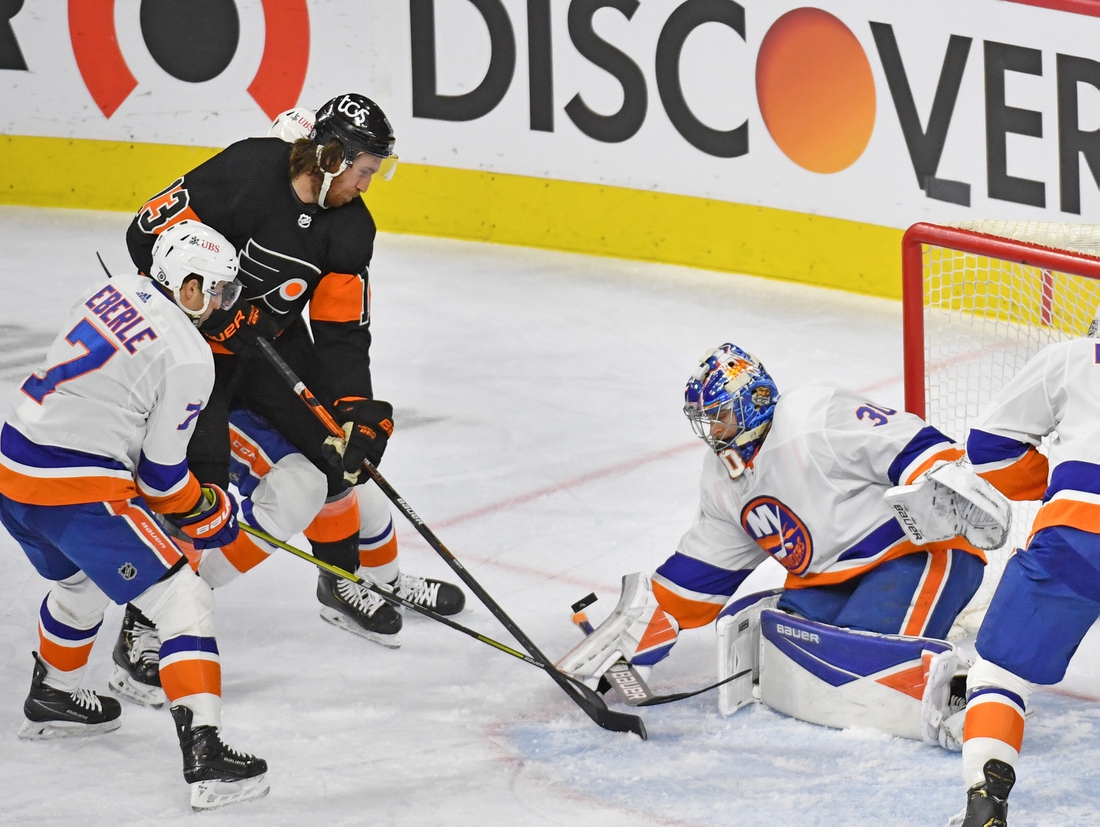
[19,652,122,740]
[109,603,167,708]
[170,705,269,811]
[392,571,466,615]
[316,570,402,647]
[946,759,1016,827]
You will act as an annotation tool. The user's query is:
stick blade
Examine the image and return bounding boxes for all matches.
[562,673,647,740]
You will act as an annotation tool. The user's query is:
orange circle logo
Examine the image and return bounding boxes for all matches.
[756,8,875,174]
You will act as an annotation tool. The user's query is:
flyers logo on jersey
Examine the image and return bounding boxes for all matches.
[740,497,813,574]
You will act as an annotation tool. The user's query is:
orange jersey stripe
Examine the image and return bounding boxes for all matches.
[902,551,949,636]
[141,472,201,515]
[0,463,136,506]
[652,579,723,629]
[309,272,365,324]
[217,533,271,574]
[159,659,222,702]
[964,701,1025,752]
[979,448,1049,501]
[38,637,95,673]
[904,446,965,485]
[360,534,398,569]
[304,491,360,543]
[1030,498,1100,540]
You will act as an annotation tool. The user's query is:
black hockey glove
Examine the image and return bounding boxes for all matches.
[321,397,394,484]
[200,300,280,356]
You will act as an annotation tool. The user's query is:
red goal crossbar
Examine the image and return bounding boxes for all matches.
[901,221,1100,419]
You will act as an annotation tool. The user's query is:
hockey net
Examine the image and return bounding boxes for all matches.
[902,221,1100,635]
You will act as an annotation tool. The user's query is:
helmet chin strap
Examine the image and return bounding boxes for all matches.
[316,146,349,209]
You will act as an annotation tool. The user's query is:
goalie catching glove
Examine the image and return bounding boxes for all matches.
[169,484,240,550]
[322,397,394,484]
[199,299,280,356]
[884,459,1011,551]
[556,572,679,687]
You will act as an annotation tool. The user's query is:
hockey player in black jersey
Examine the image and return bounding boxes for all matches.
[110,93,465,705]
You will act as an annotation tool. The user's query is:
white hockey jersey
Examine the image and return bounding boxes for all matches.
[0,271,209,512]
[653,384,977,627]
[968,337,1100,538]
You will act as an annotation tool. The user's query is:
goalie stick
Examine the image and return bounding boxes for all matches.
[571,593,751,708]
[253,338,647,740]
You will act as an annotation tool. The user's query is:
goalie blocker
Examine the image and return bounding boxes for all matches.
[717,594,963,749]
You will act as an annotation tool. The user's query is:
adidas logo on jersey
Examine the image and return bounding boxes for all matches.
[298,214,312,228]
[136,292,152,303]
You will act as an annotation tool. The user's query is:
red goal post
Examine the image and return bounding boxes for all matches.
[901,220,1100,632]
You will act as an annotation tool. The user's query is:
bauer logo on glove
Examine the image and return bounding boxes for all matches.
[884,459,1012,551]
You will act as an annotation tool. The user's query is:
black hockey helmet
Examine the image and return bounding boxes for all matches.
[311,93,395,165]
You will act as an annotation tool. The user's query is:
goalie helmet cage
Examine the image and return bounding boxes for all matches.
[901,220,1100,633]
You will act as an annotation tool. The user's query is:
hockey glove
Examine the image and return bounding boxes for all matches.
[200,300,280,356]
[170,484,240,550]
[322,397,394,484]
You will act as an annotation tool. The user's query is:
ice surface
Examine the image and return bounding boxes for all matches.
[0,206,1097,825]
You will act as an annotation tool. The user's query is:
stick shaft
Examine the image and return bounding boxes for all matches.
[253,338,645,738]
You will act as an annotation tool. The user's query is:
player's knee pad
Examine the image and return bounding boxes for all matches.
[131,567,216,640]
[715,589,783,716]
[246,452,327,539]
[556,573,680,685]
[356,480,392,537]
[757,609,959,744]
[46,571,112,629]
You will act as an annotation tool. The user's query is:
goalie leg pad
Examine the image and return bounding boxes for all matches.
[715,589,782,716]
[757,609,957,742]
[556,573,679,683]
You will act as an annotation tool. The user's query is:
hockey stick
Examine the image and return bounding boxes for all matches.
[240,523,558,669]
[253,338,647,740]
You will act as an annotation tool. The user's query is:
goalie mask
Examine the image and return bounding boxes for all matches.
[150,221,241,324]
[684,344,779,479]
[311,93,398,207]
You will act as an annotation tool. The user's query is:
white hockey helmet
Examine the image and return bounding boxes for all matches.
[269,107,315,143]
[150,220,241,322]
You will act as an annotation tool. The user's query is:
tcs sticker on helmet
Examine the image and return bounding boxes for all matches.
[740,496,813,574]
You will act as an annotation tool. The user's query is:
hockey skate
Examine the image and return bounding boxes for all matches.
[391,571,466,615]
[316,570,402,648]
[109,603,167,708]
[946,759,1016,827]
[19,652,122,740]
[170,705,269,811]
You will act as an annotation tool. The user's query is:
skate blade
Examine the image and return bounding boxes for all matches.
[190,774,270,811]
[319,608,402,648]
[108,665,166,709]
[18,716,122,740]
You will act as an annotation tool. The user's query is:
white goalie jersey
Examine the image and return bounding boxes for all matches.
[0,270,210,513]
[654,383,979,626]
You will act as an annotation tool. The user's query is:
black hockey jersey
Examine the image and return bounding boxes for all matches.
[126,138,376,400]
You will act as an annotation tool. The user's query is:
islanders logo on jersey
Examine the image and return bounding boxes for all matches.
[740,497,813,575]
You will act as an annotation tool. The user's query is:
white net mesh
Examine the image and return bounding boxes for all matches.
[921,220,1100,634]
